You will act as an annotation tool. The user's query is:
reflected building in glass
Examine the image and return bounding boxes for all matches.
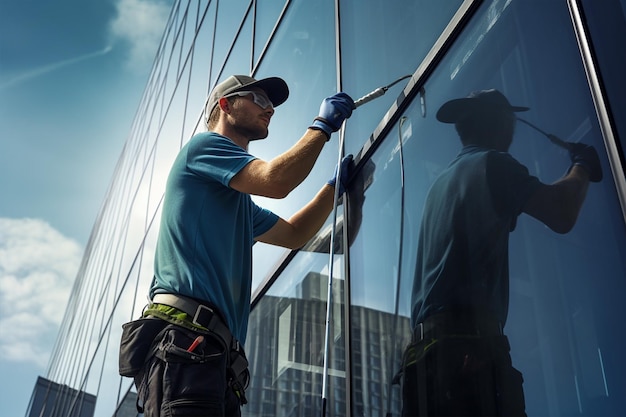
[27,0,626,416]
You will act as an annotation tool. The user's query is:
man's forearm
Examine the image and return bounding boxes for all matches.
[523,165,590,234]
[286,184,335,248]
[266,129,329,194]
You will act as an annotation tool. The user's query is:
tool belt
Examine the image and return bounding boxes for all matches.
[413,310,503,342]
[151,293,250,404]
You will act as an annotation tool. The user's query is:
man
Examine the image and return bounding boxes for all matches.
[120,75,355,416]
[401,89,602,416]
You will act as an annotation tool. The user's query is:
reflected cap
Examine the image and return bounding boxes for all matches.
[436,89,529,123]
[205,75,289,120]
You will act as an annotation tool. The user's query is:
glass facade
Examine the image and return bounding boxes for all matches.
[29,0,626,416]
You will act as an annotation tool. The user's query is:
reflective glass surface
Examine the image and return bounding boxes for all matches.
[253,0,288,66]
[211,0,252,86]
[348,0,626,415]
[219,9,254,79]
[245,210,346,417]
[347,132,410,417]
[340,0,464,157]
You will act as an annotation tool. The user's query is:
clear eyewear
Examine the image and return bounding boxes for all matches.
[224,90,273,109]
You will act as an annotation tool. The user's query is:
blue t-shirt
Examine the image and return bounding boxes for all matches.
[411,145,541,327]
[150,132,279,344]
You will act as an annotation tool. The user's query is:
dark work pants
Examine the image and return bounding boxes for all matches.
[136,325,241,417]
[401,335,526,417]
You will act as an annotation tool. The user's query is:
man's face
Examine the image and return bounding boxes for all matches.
[474,109,516,151]
[228,88,274,141]
[457,107,517,151]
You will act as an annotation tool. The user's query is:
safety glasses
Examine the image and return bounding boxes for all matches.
[224,90,273,109]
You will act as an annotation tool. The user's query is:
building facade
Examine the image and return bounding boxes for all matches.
[28,0,626,416]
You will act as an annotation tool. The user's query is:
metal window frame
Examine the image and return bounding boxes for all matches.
[567,0,626,224]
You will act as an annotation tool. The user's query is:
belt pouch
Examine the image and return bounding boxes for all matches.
[152,326,227,416]
[119,317,168,377]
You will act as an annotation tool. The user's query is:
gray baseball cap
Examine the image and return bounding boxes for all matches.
[436,89,528,123]
[205,75,289,120]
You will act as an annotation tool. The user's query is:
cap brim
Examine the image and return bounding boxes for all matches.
[236,77,289,107]
[436,98,472,123]
[436,98,529,123]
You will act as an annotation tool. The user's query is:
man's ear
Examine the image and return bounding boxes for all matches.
[218,97,231,113]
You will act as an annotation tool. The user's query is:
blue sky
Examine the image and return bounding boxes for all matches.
[0,0,173,415]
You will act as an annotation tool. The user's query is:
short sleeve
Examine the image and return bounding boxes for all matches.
[252,204,279,237]
[186,133,256,186]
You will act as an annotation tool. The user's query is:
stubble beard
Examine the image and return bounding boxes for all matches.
[230,104,269,141]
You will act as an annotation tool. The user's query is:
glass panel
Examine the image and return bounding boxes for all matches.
[340,0,464,157]
[184,1,216,134]
[253,0,288,66]
[220,9,254,79]
[211,0,252,86]
[349,0,626,416]
[249,0,337,291]
[175,6,210,142]
[245,208,346,417]
[347,120,410,417]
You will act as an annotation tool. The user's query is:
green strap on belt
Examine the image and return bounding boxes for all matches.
[143,303,209,333]
[403,338,438,367]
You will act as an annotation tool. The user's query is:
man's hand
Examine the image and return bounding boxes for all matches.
[568,142,603,182]
[327,154,353,195]
[309,93,356,139]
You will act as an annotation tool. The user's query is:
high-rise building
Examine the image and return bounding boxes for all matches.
[26,1,626,416]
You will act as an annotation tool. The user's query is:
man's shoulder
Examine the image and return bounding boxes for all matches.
[189,131,242,152]
[191,130,226,143]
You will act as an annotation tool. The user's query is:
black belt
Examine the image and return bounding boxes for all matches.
[152,293,235,350]
[414,311,503,342]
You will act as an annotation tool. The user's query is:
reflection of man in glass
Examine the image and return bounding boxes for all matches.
[402,90,602,416]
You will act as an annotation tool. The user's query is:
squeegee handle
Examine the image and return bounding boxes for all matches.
[547,134,572,150]
[517,117,571,150]
[354,87,386,108]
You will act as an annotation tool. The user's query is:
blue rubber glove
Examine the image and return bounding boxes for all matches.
[327,154,353,195]
[568,142,602,182]
[309,92,356,139]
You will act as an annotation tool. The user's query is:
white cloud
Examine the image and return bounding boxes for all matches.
[109,0,172,72]
[0,218,83,367]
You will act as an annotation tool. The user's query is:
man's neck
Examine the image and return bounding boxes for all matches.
[212,126,249,151]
